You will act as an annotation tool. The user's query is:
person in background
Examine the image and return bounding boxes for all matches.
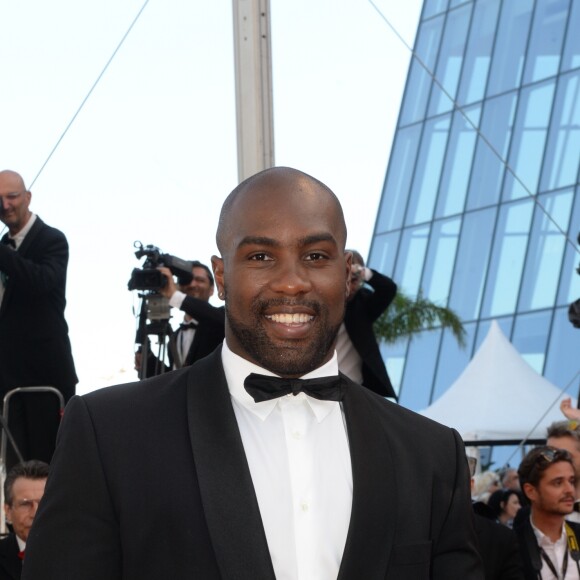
[0,460,49,579]
[547,419,580,523]
[514,446,580,580]
[337,249,397,398]
[135,260,224,376]
[468,457,524,580]
[487,489,522,528]
[0,170,76,468]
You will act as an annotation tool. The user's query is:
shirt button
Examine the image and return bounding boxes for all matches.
[300,501,309,512]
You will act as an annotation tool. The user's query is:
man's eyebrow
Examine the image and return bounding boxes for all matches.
[238,236,280,248]
[237,233,337,249]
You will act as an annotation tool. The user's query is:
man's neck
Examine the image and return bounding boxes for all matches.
[532,509,566,542]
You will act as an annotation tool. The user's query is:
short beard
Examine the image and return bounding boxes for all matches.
[225,295,342,377]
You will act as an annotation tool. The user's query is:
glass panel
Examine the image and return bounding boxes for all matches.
[456,0,501,106]
[562,0,580,71]
[473,316,514,352]
[368,231,401,280]
[400,16,445,126]
[544,307,580,390]
[523,0,569,84]
[486,0,534,97]
[428,4,473,116]
[435,106,481,218]
[398,329,442,411]
[557,186,580,305]
[466,92,517,210]
[539,71,580,192]
[393,225,430,297]
[481,200,534,317]
[512,311,552,374]
[420,217,461,304]
[379,337,409,399]
[405,115,451,226]
[518,190,574,311]
[432,322,476,400]
[503,81,556,201]
[375,125,422,233]
[448,207,496,321]
[423,0,450,19]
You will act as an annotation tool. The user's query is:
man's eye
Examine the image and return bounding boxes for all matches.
[249,253,271,261]
[306,253,326,261]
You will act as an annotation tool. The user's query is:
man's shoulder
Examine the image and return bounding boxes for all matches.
[344,376,453,436]
[28,217,67,244]
[0,533,18,554]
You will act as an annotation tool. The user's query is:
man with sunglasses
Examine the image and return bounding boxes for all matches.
[0,170,77,468]
[514,446,580,579]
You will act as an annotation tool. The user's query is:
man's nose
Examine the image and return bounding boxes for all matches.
[269,261,312,294]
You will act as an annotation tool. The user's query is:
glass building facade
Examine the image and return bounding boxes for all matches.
[369,0,580,411]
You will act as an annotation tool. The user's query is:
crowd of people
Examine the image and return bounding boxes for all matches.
[1,165,579,579]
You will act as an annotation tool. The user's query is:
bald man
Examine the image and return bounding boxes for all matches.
[0,170,77,467]
[24,167,482,580]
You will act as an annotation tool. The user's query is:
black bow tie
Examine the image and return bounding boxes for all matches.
[244,373,344,403]
[1,234,15,249]
[179,321,198,331]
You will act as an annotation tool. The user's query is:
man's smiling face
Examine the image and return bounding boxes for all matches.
[212,168,351,377]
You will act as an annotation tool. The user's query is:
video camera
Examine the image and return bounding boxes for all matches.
[128,241,194,292]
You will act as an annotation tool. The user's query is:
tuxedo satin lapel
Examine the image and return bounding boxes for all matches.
[186,349,276,580]
[338,377,396,580]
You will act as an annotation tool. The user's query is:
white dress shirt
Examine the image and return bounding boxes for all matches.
[532,517,580,579]
[222,341,353,580]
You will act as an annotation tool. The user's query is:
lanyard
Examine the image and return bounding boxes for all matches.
[539,524,580,579]
[540,544,567,579]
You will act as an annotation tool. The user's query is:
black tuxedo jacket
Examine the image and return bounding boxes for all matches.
[473,514,524,580]
[0,217,77,399]
[23,348,483,580]
[344,269,397,398]
[0,533,23,580]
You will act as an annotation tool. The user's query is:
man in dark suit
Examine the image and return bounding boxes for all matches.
[513,446,580,579]
[0,460,49,580]
[136,261,225,376]
[0,170,77,467]
[23,167,483,579]
[339,249,397,398]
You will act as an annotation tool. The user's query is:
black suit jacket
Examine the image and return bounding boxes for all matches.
[23,348,483,579]
[343,269,397,398]
[0,534,22,580]
[474,514,524,580]
[0,217,77,399]
[169,296,225,367]
[144,297,224,376]
[514,508,580,580]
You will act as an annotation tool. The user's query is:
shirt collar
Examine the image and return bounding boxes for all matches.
[9,213,36,249]
[531,516,567,547]
[221,340,340,422]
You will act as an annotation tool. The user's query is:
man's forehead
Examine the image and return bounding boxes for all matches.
[0,171,26,192]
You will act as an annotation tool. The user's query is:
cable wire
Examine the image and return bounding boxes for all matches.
[29,0,151,190]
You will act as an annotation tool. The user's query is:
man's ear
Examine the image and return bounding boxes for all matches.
[211,256,225,300]
[522,482,537,503]
[345,250,353,298]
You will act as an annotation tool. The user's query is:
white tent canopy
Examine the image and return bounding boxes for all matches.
[418,320,576,441]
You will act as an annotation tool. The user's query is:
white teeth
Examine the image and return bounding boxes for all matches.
[266,313,313,324]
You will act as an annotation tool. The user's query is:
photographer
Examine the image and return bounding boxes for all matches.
[135,261,224,375]
[337,249,397,399]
